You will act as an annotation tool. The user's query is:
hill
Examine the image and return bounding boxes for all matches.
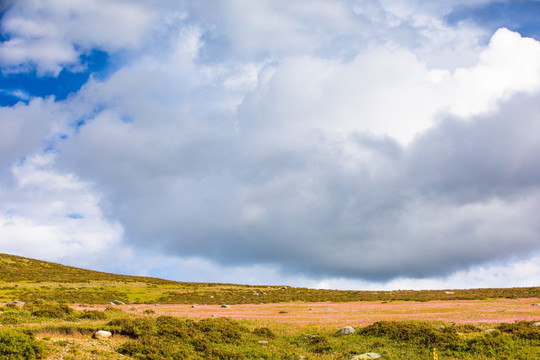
[0,252,538,305]
[0,253,173,284]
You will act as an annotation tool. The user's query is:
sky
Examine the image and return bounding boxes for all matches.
[1,0,540,290]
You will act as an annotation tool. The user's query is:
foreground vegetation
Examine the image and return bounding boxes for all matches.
[1,302,539,359]
[1,253,539,305]
[1,253,539,358]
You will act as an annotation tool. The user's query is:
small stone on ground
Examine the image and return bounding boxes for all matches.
[350,353,382,359]
[336,326,355,335]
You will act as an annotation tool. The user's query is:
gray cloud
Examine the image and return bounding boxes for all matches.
[3,0,540,286]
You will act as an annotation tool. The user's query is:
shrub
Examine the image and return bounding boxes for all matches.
[27,303,74,320]
[0,329,47,360]
[78,310,107,320]
[118,337,193,359]
[108,317,155,338]
[252,327,276,339]
[359,321,463,349]
[497,321,540,340]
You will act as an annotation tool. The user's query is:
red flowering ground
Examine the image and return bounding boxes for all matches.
[75,298,539,329]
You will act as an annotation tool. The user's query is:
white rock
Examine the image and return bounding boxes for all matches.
[221,304,230,308]
[336,326,356,335]
[93,330,112,339]
[533,322,540,326]
[350,353,382,359]
[258,340,268,344]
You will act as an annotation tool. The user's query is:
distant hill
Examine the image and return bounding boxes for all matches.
[0,252,173,284]
[0,252,538,305]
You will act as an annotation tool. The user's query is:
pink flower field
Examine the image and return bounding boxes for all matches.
[76,298,540,329]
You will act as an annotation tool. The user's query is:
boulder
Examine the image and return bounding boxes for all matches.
[350,353,382,359]
[93,330,112,340]
[221,304,230,308]
[533,322,540,326]
[336,326,355,335]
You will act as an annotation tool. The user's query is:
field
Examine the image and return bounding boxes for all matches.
[0,253,539,359]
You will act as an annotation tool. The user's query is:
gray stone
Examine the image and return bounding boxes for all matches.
[93,330,112,339]
[305,334,318,339]
[533,322,540,326]
[221,304,230,308]
[336,326,356,335]
[258,340,268,344]
[350,353,382,359]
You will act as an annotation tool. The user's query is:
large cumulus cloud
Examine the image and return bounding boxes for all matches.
[2,0,540,286]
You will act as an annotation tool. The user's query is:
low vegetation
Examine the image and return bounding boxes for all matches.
[0,303,539,359]
[1,253,539,304]
[0,253,538,359]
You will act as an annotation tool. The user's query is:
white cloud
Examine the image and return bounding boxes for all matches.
[0,0,157,74]
[2,1,540,289]
[0,153,123,268]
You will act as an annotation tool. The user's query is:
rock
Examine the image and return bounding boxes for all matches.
[484,329,496,333]
[305,334,318,339]
[532,303,540,306]
[10,301,25,306]
[307,308,313,311]
[336,326,355,335]
[109,300,125,305]
[258,340,268,344]
[350,353,382,359]
[533,322,540,326]
[444,291,454,295]
[253,291,259,295]
[221,304,230,308]
[191,305,198,308]
[93,330,112,339]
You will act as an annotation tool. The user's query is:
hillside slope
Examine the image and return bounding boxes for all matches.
[0,253,173,284]
[0,253,538,305]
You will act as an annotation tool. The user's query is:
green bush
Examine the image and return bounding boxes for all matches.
[0,309,32,325]
[0,329,47,360]
[252,326,276,339]
[358,321,465,351]
[78,310,107,320]
[108,317,155,338]
[497,321,540,340]
[26,303,74,320]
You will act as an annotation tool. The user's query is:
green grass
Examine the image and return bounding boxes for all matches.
[1,253,539,305]
[1,304,539,359]
[0,252,538,359]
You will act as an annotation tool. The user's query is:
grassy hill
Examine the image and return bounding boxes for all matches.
[0,253,173,284]
[0,252,539,305]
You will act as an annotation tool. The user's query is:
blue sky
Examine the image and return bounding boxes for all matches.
[1,0,540,290]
